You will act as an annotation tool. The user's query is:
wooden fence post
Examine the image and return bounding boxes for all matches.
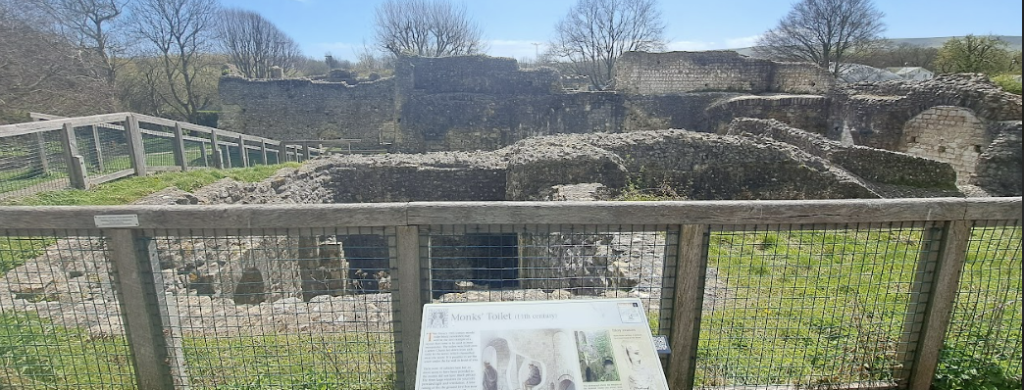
[666,224,710,390]
[125,115,148,176]
[278,142,289,163]
[199,142,209,167]
[260,139,269,165]
[108,230,188,390]
[392,226,425,390]
[90,125,105,173]
[898,221,971,390]
[35,132,50,174]
[303,142,312,161]
[209,129,224,169]
[172,123,187,171]
[237,135,249,168]
[60,122,89,189]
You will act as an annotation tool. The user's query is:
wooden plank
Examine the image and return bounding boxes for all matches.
[278,142,290,163]
[404,198,980,225]
[905,221,972,390]
[90,169,136,186]
[125,115,147,176]
[0,198,1019,231]
[60,122,88,189]
[199,142,209,167]
[172,123,187,171]
[0,112,129,137]
[35,132,49,174]
[0,204,411,230]
[90,125,105,172]
[237,135,249,168]
[209,129,224,169]
[666,224,709,389]
[260,139,269,165]
[393,226,423,390]
[107,230,177,390]
[961,196,1022,220]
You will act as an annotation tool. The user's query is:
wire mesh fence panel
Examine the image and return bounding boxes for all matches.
[142,130,178,169]
[0,231,137,389]
[73,123,132,177]
[424,224,674,333]
[695,222,933,387]
[0,130,71,199]
[183,139,209,168]
[147,227,397,389]
[938,220,1022,386]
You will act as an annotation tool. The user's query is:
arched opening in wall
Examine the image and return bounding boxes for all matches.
[429,233,519,298]
[901,106,989,184]
[234,267,266,305]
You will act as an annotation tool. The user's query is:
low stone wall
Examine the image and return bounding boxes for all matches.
[727,118,958,190]
[706,95,829,134]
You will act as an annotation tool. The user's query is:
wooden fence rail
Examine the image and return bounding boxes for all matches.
[0,197,1020,390]
[0,112,323,198]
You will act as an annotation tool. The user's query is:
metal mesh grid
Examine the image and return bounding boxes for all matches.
[183,139,210,168]
[141,130,178,168]
[0,130,70,198]
[939,220,1022,383]
[147,227,397,389]
[695,222,932,387]
[74,123,132,176]
[424,224,674,334]
[0,231,136,389]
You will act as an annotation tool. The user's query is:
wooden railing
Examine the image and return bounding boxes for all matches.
[0,112,323,198]
[0,197,1020,389]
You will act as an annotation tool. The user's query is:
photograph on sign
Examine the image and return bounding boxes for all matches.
[416,298,668,390]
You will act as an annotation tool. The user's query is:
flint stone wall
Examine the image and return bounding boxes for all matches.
[614,51,834,94]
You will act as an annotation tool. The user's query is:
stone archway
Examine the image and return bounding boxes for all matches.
[902,106,989,184]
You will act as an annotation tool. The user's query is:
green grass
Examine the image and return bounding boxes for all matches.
[0,311,135,388]
[3,163,299,206]
[693,226,1022,387]
[1,163,299,278]
[0,311,394,389]
[991,74,1022,95]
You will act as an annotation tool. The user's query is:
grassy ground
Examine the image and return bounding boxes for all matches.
[0,311,394,389]
[3,163,298,207]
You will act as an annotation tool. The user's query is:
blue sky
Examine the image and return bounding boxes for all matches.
[220,0,1023,61]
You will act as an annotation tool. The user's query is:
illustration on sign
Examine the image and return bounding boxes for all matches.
[416,298,668,390]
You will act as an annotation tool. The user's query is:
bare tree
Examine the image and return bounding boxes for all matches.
[218,8,302,79]
[373,0,485,57]
[1,0,116,119]
[754,0,885,77]
[131,0,219,122]
[548,0,666,90]
[29,0,127,83]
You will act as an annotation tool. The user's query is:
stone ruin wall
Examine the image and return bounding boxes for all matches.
[216,54,1021,195]
[218,76,396,148]
[614,51,834,94]
[218,52,839,153]
[902,106,990,184]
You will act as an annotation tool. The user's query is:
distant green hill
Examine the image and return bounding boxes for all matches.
[733,35,1022,57]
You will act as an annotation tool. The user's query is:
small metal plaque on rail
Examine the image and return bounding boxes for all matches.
[94,214,140,228]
